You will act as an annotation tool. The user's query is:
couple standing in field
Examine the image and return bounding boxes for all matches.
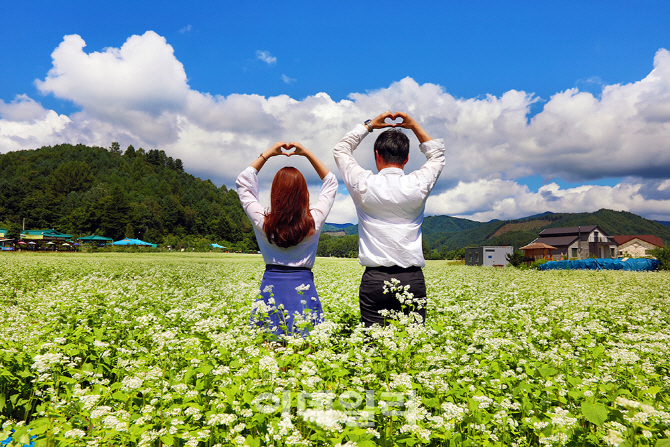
[236,111,445,337]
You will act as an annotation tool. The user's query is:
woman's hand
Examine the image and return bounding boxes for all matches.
[250,141,289,171]
[266,141,289,158]
[286,142,310,157]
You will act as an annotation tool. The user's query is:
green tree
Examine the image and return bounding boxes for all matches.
[50,161,94,196]
[99,185,131,240]
[649,246,670,270]
[125,223,135,238]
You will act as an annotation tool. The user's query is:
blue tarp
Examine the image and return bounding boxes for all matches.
[113,238,157,247]
[210,243,226,248]
[2,431,35,446]
[538,258,659,271]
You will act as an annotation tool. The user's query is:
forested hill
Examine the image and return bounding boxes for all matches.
[0,143,257,250]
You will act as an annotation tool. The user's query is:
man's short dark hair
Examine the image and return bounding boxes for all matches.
[374,129,410,165]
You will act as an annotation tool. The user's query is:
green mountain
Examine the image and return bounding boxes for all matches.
[0,143,257,249]
[423,209,670,252]
[322,222,358,235]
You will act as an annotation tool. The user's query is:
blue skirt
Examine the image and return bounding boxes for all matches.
[251,265,324,338]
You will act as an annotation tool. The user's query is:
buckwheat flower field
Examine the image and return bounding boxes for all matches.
[1,253,669,447]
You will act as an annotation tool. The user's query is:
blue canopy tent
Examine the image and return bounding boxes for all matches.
[210,243,226,249]
[113,238,157,248]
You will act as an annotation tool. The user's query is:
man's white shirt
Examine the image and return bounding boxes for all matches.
[334,124,446,268]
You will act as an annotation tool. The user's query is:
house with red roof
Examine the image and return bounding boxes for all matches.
[612,235,664,258]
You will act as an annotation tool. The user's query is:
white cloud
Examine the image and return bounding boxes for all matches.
[425,178,670,222]
[179,24,192,34]
[0,94,49,121]
[281,74,296,84]
[255,50,276,65]
[2,32,670,222]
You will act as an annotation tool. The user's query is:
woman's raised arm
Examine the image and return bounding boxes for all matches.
[287,142,330,180]
[249,141,288,172]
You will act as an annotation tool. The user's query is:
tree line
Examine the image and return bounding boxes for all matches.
[0,143,258,251]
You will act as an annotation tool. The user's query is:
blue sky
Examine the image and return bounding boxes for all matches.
[2,0,670,223]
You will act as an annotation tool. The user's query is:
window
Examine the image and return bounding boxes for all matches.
[475,253,479,263]
[610,247,615,258]
[571,247,578,258]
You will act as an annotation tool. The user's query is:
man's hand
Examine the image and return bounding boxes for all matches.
[369,111,397,130]
[392,112,418,131]
[393,111,432,143]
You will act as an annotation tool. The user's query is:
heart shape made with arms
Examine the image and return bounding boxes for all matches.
[281,146,296,155]
[384,114,404,126]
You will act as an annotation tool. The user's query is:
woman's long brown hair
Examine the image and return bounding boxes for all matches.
[263,167,315,248]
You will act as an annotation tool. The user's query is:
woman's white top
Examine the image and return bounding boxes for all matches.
[236,166,338,268]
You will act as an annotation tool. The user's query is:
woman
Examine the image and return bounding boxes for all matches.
[236,141,337,338]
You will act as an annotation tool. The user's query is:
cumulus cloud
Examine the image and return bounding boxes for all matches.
[255,50,276,65]
[425,178,670,222]
[0,94,49,121]
[2,32,670,221]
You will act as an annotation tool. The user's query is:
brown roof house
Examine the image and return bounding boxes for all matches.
[612,235,664,257]
[529,225,618,260]
[519,242,558,261]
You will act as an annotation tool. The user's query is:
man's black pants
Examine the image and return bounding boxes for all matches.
[359,265,426,327]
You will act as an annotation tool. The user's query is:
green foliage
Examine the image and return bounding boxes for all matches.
[0,143,254,247]
[316,234,359,258]
[530,258,548,269]
[1,255,670,445]
[506,250,530,267]
[649,246,670,270]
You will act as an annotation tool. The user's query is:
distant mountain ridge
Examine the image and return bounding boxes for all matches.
[324,209,670,252]
[322,222,358,236]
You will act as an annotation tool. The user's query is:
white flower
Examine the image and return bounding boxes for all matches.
[603,429,624,446]
[63,429,86,439]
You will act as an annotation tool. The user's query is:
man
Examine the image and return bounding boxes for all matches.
[333,111,445,326]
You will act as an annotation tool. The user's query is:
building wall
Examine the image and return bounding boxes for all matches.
[619,239,658,257]
[466,246,513,266]
[483,246,513,266]
[465,247,483,266]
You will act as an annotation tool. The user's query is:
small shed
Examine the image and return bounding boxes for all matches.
[520,242,558,261]
[465,246,514,267]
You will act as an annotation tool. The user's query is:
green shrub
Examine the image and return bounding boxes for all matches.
[530,258,548,269]
[649,246,670,270]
